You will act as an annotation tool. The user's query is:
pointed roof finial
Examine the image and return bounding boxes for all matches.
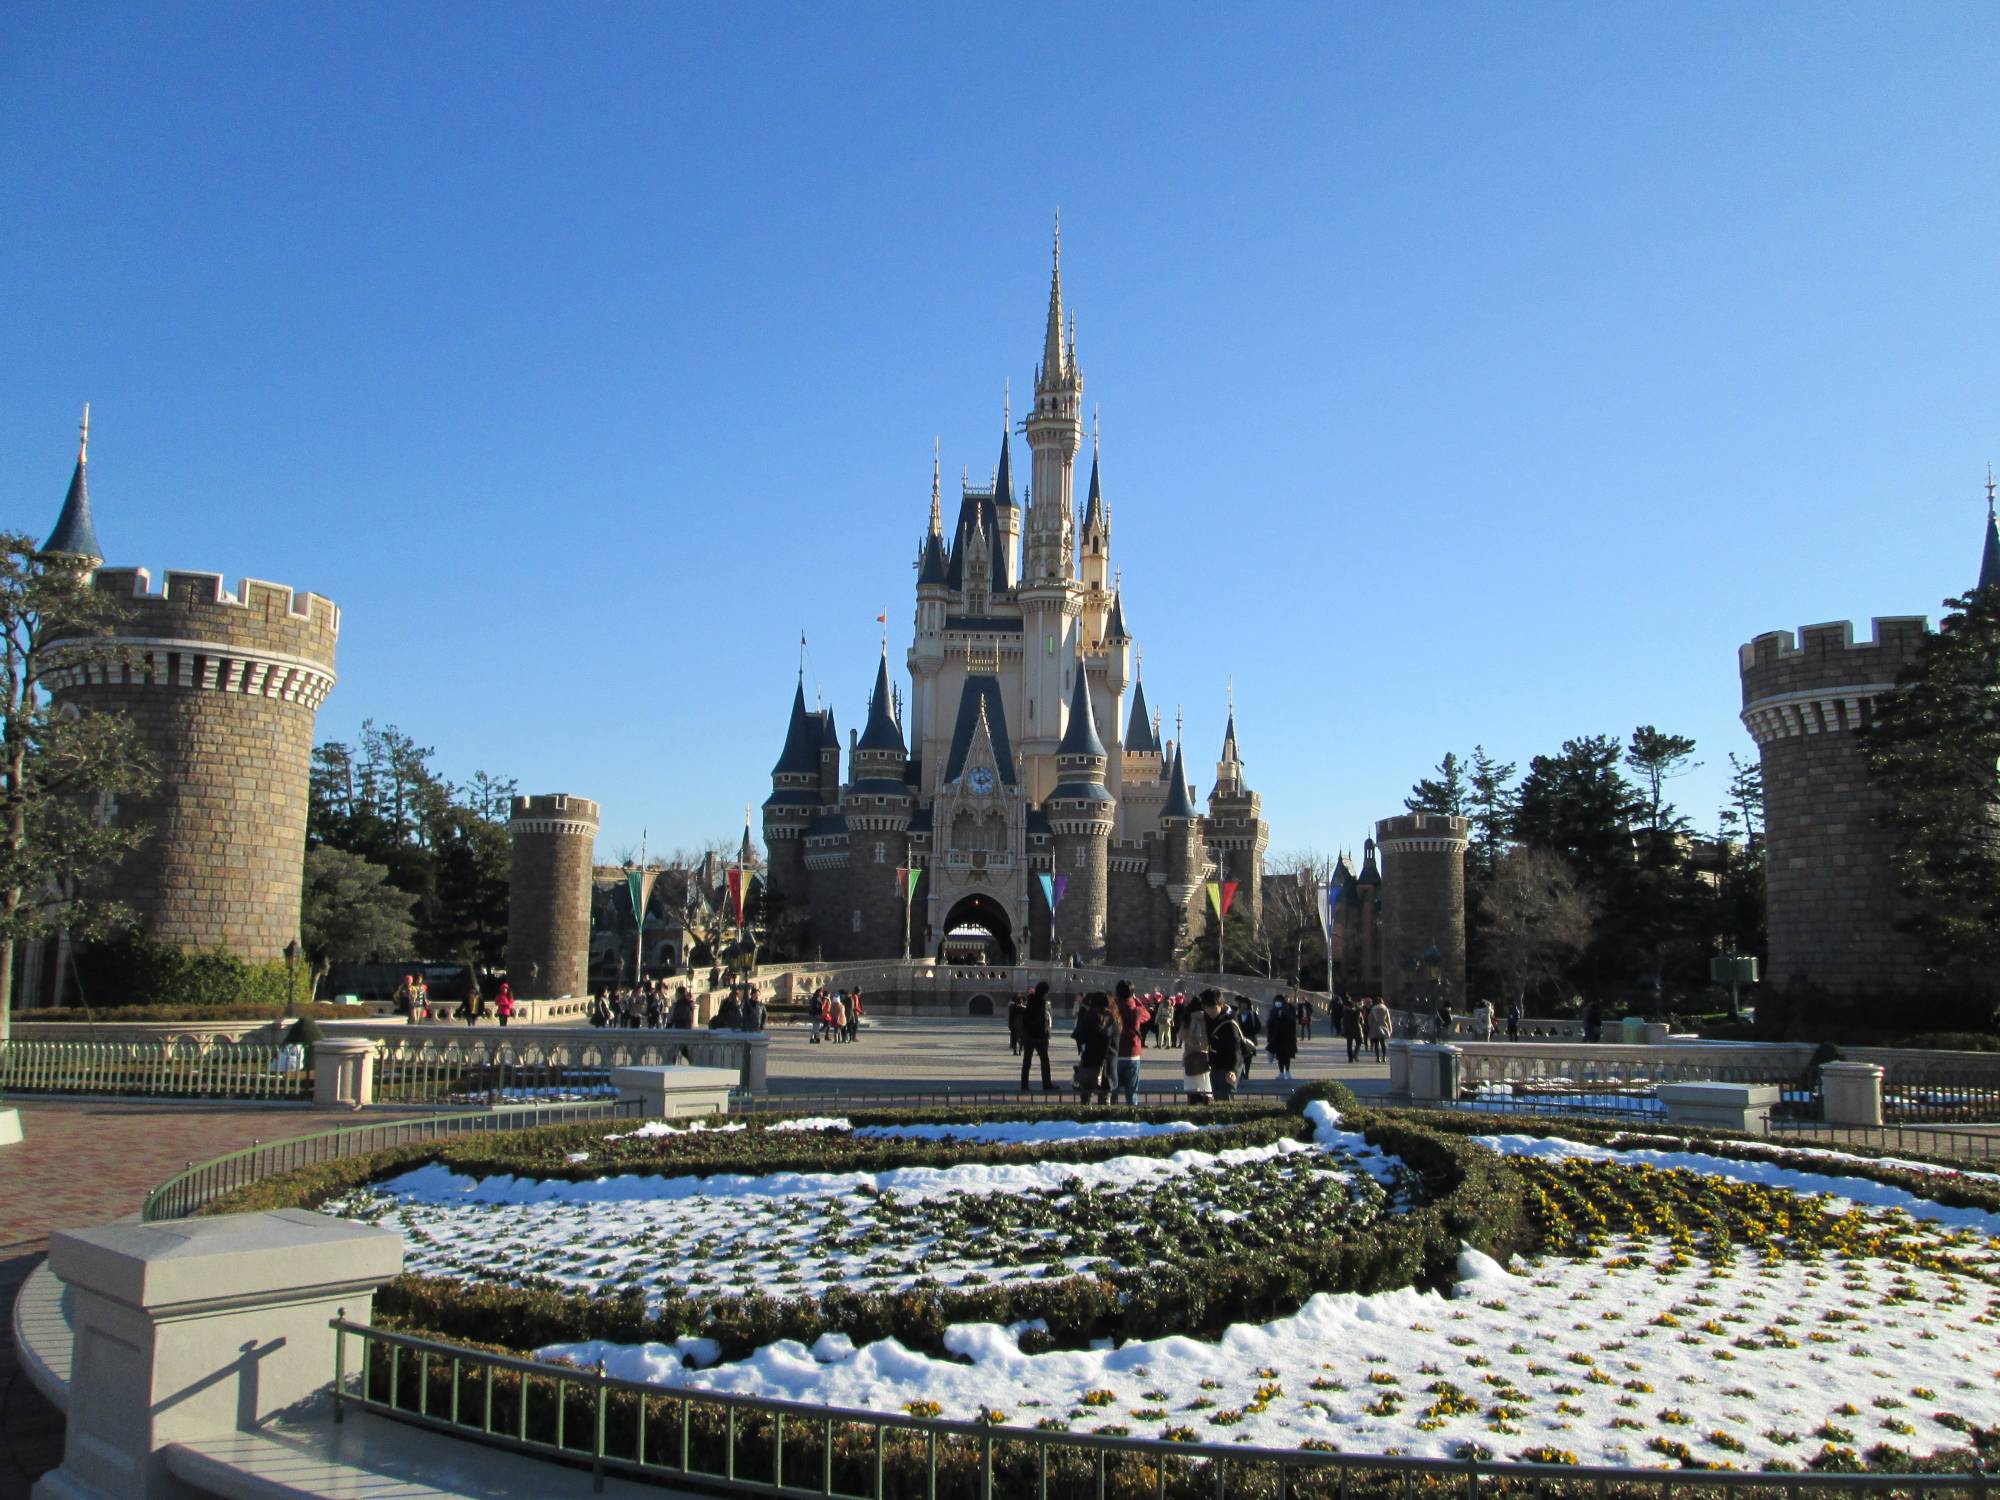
[1134,646,1142,681]
[1988,462,1996,516]
[1004,378,1011,433]
[79,402,90,463]
[1979,465,2000,595]
[1042,210,1066,383]
[1092,404,1100,454]
[929,438,942,536]
[42,402,104,564]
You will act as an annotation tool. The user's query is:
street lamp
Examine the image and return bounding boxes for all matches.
[1421,940,1443,1003]
[283,938,300,1019]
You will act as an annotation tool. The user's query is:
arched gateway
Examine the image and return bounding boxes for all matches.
[937,893,1016,965]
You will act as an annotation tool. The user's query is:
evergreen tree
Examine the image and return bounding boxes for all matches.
[1625,726,1701,833]
[1861,588,2000,1005]
[300,846,417,965]
[1405,751,1468,818]
[1464,745,1519,878]
[0,537,158,1038]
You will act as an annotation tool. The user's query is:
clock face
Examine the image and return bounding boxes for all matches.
[967,766,996,795]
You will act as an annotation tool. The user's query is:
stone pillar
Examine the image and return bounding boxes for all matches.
[33,1209,402,1500]
[1375,813,1470,1007]
[0,1105,21,1146]
[1386,1039,1412,1096]
[1820,1061,1885,1127]
[610,1064,738,1118]
[507,793,600,1000]
[1407,1042,1462,1104]
[311,1037,374,1110]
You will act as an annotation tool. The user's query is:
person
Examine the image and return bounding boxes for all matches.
[1342,994,1364,1064]
[646,988,666,1029]
[1181,988,1215,1104]
[414,975,431,1022]
[1366,996,1392,1062]
[1433,996,1453,1041]
[1007,994,1024,1055]
[1112,980,1148,1105]
[742,989,767,1032]
[1581,996,1602,1043]
[1074,992,1117,1103]
[1019,980,1055,1092]
[1506,996,1522,1042]
[714,992,742,1029]
[1297,996,1313,1042]
[588,989,609,1028]
[668,986,695,1030]
[1204,992,1252,1103]
[829,992,848,1043]
[1474,997,1495,1041]
[1236,999,1262,1080]
[1267,994,1299,1081]
[1137,991,1162,1051]
[496,983,515,1028]
[845,989,863,1042]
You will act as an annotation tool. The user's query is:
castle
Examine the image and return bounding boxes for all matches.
[760,232,1269,968]
[19,411,339,1002]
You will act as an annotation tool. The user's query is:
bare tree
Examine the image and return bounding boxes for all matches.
[1481,846,1595,1005]
[1260,849,1336,986]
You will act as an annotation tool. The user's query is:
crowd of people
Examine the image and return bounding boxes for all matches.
[584,980,768,1032]
[804,986,865,1044]
[395,974,516,1027]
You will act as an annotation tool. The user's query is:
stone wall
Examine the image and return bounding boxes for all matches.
[44,568,339,957]
[1739,618,1930,994]
[1054,830,1109,963]
[507,794,598,999]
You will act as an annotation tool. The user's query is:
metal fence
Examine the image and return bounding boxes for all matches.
[372,1048,617,1106]
[139,1097,644,1221]
[0,1037,311,1101]
[330,1317,1997,1500]
[1881,1073,2000,1125]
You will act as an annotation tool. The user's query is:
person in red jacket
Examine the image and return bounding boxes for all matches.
[495,983,515,1028]
[1112,979,1149,1105]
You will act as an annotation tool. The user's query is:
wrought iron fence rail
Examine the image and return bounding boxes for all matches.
[330,1318,1995,1500]
[139,1097,644,1221]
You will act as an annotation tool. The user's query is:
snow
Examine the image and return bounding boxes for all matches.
[761,1117,1213,1145]
[1720,1138,2000,1184]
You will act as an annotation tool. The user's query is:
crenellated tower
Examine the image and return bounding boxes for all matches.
[1047,657,1113,963]
[846,648,917,957]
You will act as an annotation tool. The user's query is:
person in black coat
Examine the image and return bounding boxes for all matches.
[1019,981,1055,1091]
[1203,994,1252,1102]
[1267,996,1299,1081]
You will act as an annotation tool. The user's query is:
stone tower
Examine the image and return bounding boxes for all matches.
[1207,709,1269,931]
[1374,812,1469,1005]
[1048,659,1113,963]
[1738,616,1930,994]
[1019,218,1083,787]
[847,649,916,956]
[40,418,340,958]
[507,793,599,999]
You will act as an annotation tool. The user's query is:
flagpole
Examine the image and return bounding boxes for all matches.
[635,830,648,986]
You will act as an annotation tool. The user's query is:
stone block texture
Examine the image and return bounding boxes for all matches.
[508,794,599,998]
[44,569,339,958]
[1375,812,1469,1005]
[1739,617,1930,994]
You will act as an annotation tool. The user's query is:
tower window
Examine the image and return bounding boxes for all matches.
[875,841,885,865]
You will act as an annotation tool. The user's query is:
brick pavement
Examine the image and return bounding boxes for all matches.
[0,1099,339,1500]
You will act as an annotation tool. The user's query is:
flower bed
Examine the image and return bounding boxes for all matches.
[284,1091,2000,1471]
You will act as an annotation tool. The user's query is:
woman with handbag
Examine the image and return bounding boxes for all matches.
[1181,988,1216,1103]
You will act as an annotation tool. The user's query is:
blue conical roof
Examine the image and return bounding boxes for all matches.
[1105,589,1129,641]
[1980,505,2000,595]
[1160,742,1198,821]
[772,681,819,777]
[42,456,101,562]
[1083,449,1102,531]
[858,650,906,754]
[918,530,948,586]
[1124,680,1158,754]
[1058,663,1106,758]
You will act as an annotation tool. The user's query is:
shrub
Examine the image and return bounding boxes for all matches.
[73,935,298,1010]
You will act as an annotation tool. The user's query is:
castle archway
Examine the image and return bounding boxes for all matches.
[937,894,1016,966]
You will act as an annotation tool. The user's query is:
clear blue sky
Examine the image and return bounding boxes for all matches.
[5,4,1998,864]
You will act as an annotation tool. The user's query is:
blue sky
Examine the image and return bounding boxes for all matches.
[5,4,1998,864]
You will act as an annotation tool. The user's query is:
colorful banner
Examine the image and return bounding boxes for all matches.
[626,870,646,925]
[906,867,922,902]
[1038,872,1070,910]
[1205,881,1238,919]
[727,867,746,925]
[1053,873,1069,908]
[1324,881,1340,937]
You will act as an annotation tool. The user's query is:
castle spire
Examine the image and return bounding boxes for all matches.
[1057,651,1106,758]
[41,403,103,564]
[1041,210,1065,387]
[1160,739,1198,822]
[1979,464,2000,596]
[858,644,906,755]
[929,437,942,536]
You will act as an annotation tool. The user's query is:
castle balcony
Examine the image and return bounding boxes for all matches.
[944,849,1015,873]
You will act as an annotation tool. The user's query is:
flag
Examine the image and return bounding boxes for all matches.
[1053,873,1069,908]
[1324,882,1340,938]
[876,612,887,623]
[906,867,922,902]
[1205,881,1238,918]
[727,867,746,925]
[626,870,646,924]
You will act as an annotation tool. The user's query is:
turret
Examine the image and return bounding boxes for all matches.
[40,405,102,566]
[508,795,600,1000]
[1048,658,1113,963]
[762,679,821,904]
[1119,671,1166,840]
[1206,705,1268,931]
[843,648,915,959]
[1079,430,1111,599]
[817,703,842,805]
[1375,812,1470,1007]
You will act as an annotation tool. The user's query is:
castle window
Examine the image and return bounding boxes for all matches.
[875,841,885,865]
[851,910,863,933]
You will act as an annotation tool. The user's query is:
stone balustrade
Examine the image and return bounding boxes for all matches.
[317,1022,769,1094]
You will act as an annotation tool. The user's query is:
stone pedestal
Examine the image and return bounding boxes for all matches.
[1820,1061,1885,1127]
[1407,1043,1461,1105]
[1386,1040,1411,1096]
[32,1209,402,1500]
[0,1104,22,1146]
[1657,1081,1781,1134]
[611,1065,738,1119]
[311,1037,375,1110]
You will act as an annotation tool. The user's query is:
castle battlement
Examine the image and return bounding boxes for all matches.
[1375,811,1470,851]
[509,794,601,836]
[90,566,342,644]
[1737,616,1928,684]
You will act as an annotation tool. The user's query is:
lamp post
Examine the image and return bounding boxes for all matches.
[283,938,299,1019]
[1421,940,1443,1034]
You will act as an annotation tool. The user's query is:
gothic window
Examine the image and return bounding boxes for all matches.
[875,841,885,865]
[851,910,863,933]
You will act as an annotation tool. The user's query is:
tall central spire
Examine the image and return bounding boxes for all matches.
[1040,211,1066,388]
[928,438,942,536]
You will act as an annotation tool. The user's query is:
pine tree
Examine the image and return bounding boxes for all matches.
[1405,751,1467,817]
[1625,726,1701,834]
[1861,588,2000,1003]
